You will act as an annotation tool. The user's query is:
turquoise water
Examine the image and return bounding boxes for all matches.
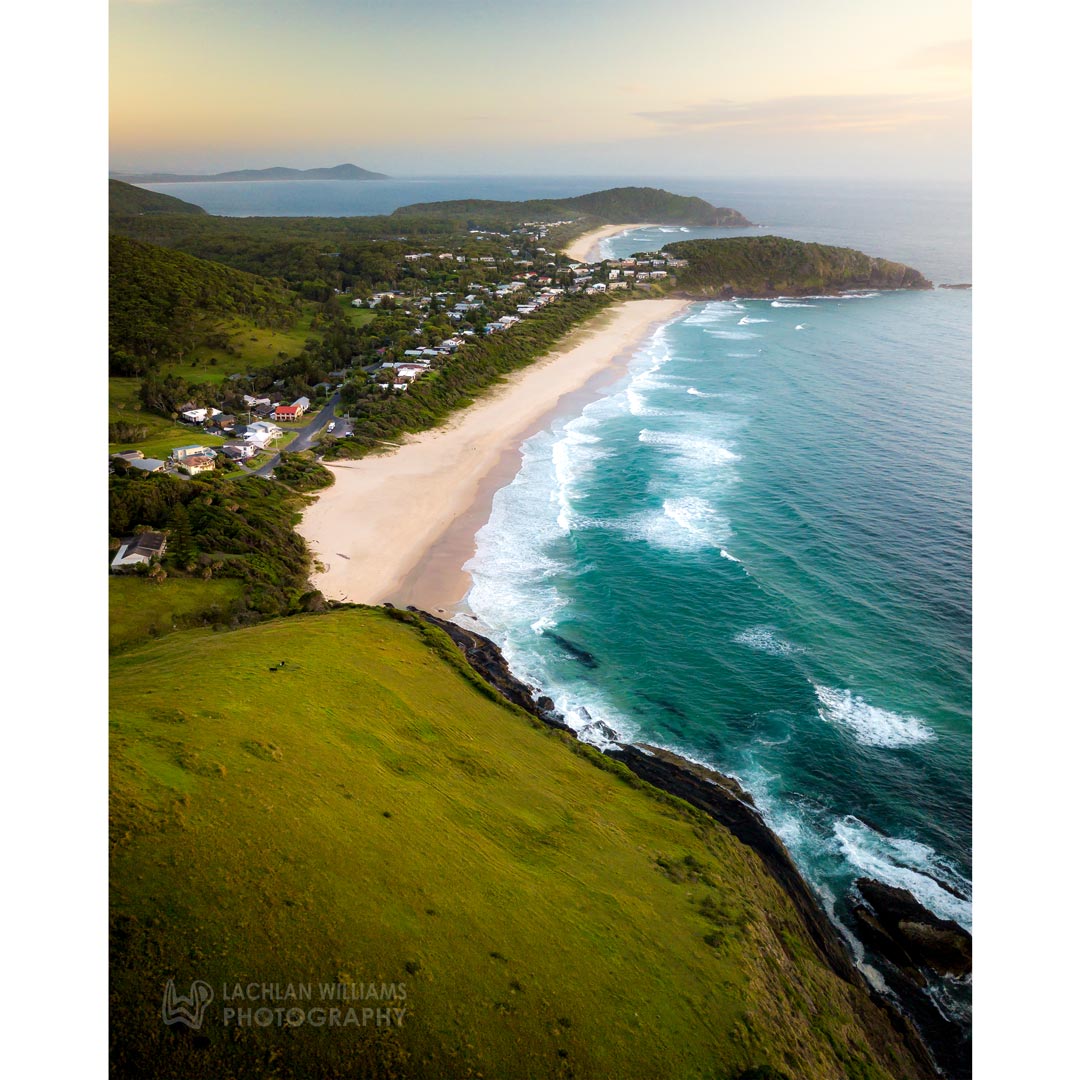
[463,188,971,1026]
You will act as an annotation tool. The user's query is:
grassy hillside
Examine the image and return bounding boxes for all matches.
[109,234,303,376]
[109,179,207,216]
[109,576,245,652]
[664,236,932,296]
[110,606,931,1080]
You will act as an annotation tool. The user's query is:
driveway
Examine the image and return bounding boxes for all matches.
[248,393,340,478]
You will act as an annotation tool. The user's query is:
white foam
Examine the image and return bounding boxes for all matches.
[638,428,740,468]
[704,328,759,340]
[795,324,806,330]
[639,496,733,553]
[813,685,935,748]
[770,300,815,308]
[684,301,742,325]
[832,816,972,930]
[737,315,769,325]
[734,626,803,656]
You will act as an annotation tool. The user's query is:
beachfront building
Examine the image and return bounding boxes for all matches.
[272,404,301,422]
[111,532,167,571]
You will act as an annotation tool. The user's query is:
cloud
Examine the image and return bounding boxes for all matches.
[636,92,969,135]
[904,39,971,69]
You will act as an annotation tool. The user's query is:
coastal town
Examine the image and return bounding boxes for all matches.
[109,224,690,553]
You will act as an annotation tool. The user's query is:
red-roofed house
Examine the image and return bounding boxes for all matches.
[272,404,301,422]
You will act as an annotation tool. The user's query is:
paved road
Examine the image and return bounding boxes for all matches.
[247,393,340,478]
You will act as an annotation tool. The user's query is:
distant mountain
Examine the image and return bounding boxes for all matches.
[392,186,751,227]
[109,180,207,216]
[112,163,390,183]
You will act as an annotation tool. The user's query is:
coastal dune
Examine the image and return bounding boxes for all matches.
[299,298,688,609]
[562,222,655,263]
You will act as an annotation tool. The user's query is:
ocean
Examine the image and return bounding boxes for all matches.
[145,174,972,1028]
[460,181,972,1029]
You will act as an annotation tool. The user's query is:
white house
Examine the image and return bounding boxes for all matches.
[172,444,211,461]
[180,407,222,425]
[111,532,168,571]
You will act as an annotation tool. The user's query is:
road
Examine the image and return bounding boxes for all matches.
[247,393,340,478]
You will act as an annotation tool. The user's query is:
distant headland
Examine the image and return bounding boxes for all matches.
[110,163,390,184]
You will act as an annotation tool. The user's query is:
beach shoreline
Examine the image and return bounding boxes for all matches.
[562,222,655,263]
[297,298,688,612]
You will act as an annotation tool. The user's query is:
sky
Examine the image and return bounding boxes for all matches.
[110,0,971,181]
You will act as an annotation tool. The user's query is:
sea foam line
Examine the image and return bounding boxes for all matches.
[814,685,935,748]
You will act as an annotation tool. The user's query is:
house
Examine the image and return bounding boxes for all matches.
[243,395,272,407]
[128,457,167,472]
[172,444,211,461]
[221,443,256,461]
[211,414,237,431]
[111,532,167,571]
[242,421,282,445]
[273,404,301,422]
[179,454,215,476]
[180,407,221,425]
[292,397,311,415]
[111,449,144,462]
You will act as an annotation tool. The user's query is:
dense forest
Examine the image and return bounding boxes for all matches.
[391,186,751,228]
[664,236,933,296]
[108,470,318,619]
[109,234,301,375]
[107,179,206,217]
[330,293,609,456]
[107,180,750,293]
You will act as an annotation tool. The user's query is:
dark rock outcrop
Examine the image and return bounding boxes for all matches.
[411,609,575,733]
[853,878,972,982]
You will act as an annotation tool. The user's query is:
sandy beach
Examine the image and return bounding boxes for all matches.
[562,223,655,263]
[298,298,688,612]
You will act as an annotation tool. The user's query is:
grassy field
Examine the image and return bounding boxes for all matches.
[109,576,246,652]
[176,312,319,384]
[110,607,927,1080]
[109,378,228,460]
[337,296,379,329]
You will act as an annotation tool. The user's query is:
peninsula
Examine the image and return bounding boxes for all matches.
[113,162,390,183]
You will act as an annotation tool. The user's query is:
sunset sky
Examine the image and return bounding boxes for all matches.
[110,0,971,179]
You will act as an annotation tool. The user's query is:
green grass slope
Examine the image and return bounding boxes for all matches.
[664,236,932,296]
[109,179,207,216]
[111,607,929,1080]
[109,234,303,375]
